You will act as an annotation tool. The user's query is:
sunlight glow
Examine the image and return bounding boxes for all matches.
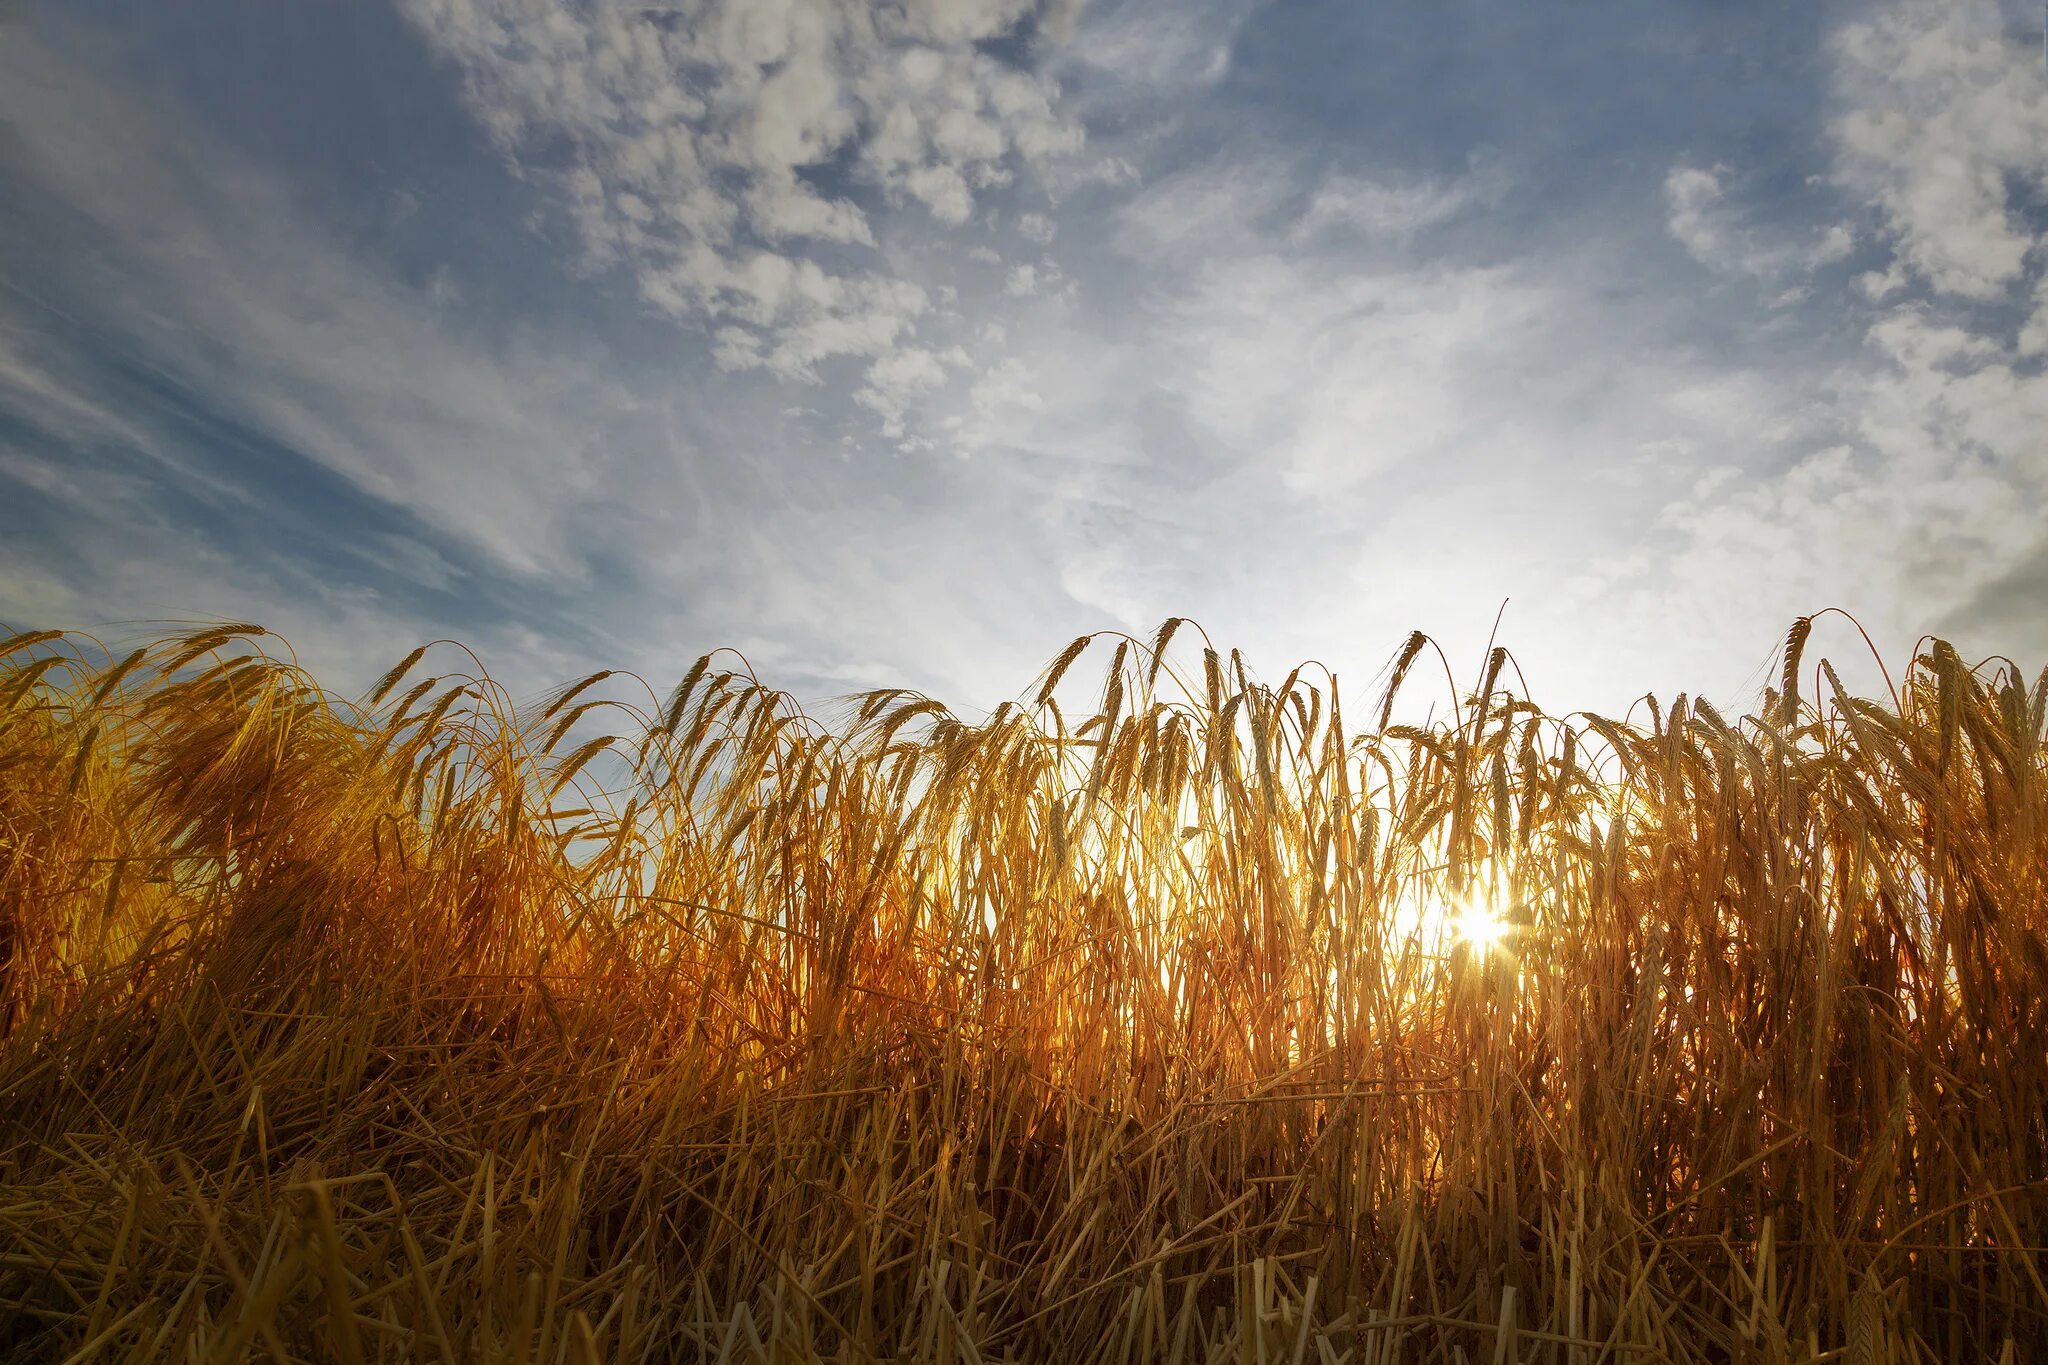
[1452,893,1514,959]
[1385,874,1521,962]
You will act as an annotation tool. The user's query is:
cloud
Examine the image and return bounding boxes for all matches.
[0,444,460,687]
[398,0,1088,436]
[899,146,1862,706]
[1662,164,1738,267]
[854,343,966,437]
[1155,255,1559,495]
[1829,0,2048,302]
[1631,0,2048,676]
[0,11,1118,708]
[0,326,152,454]
[1018,212,1058,244]
[0,32,626,581]
[11,0,2046,722]
[1071,0,1251,88]
[0,25,694,688]
[1115,155,1291,256]
[1292,161,1510,242]
[1663,163,1854,282]
[944,0,2048,710]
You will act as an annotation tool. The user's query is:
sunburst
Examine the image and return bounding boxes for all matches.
[1452,894,1514,958]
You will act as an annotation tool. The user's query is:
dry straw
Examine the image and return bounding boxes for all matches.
[0,616,2043,1361]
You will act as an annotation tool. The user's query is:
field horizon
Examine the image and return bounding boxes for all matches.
[2,617,2044,1363]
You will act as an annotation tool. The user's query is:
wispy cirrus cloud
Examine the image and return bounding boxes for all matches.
[0,30,628,581]
[1662,163,1853,286]
[0,25,666,684]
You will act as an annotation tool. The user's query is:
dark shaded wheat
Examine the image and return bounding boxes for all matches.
[0,622,2043,1362]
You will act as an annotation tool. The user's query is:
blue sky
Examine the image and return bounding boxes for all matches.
[2,0,2044,712]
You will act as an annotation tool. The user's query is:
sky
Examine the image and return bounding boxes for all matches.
[1,0,2044,716]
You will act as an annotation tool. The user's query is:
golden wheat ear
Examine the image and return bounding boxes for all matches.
[1777,615,1812,724]
[0,620,2038,1362]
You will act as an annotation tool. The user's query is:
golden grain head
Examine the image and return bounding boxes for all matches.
[0,620,2042,1361]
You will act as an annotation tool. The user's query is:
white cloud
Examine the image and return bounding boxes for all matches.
[0,25,717,696]
[1117,156,1291,256]
[1630,0,2048,677]
[854,343,965,436]
[1073,0,1251,88]
[948,4,2048,708]
[1293,162,1508,241]
[1663,164,1739,268]
[1663,163,1856,282]
[1161,257,1560,495]
[1829,0,2048,301]
[1120,153,1504,263]
[398,0,1088,433]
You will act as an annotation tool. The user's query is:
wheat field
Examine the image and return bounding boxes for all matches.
[0,618,2042,1362]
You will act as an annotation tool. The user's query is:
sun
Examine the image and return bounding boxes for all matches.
[1383,877,1522,962]
[1451,893,1514,959]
